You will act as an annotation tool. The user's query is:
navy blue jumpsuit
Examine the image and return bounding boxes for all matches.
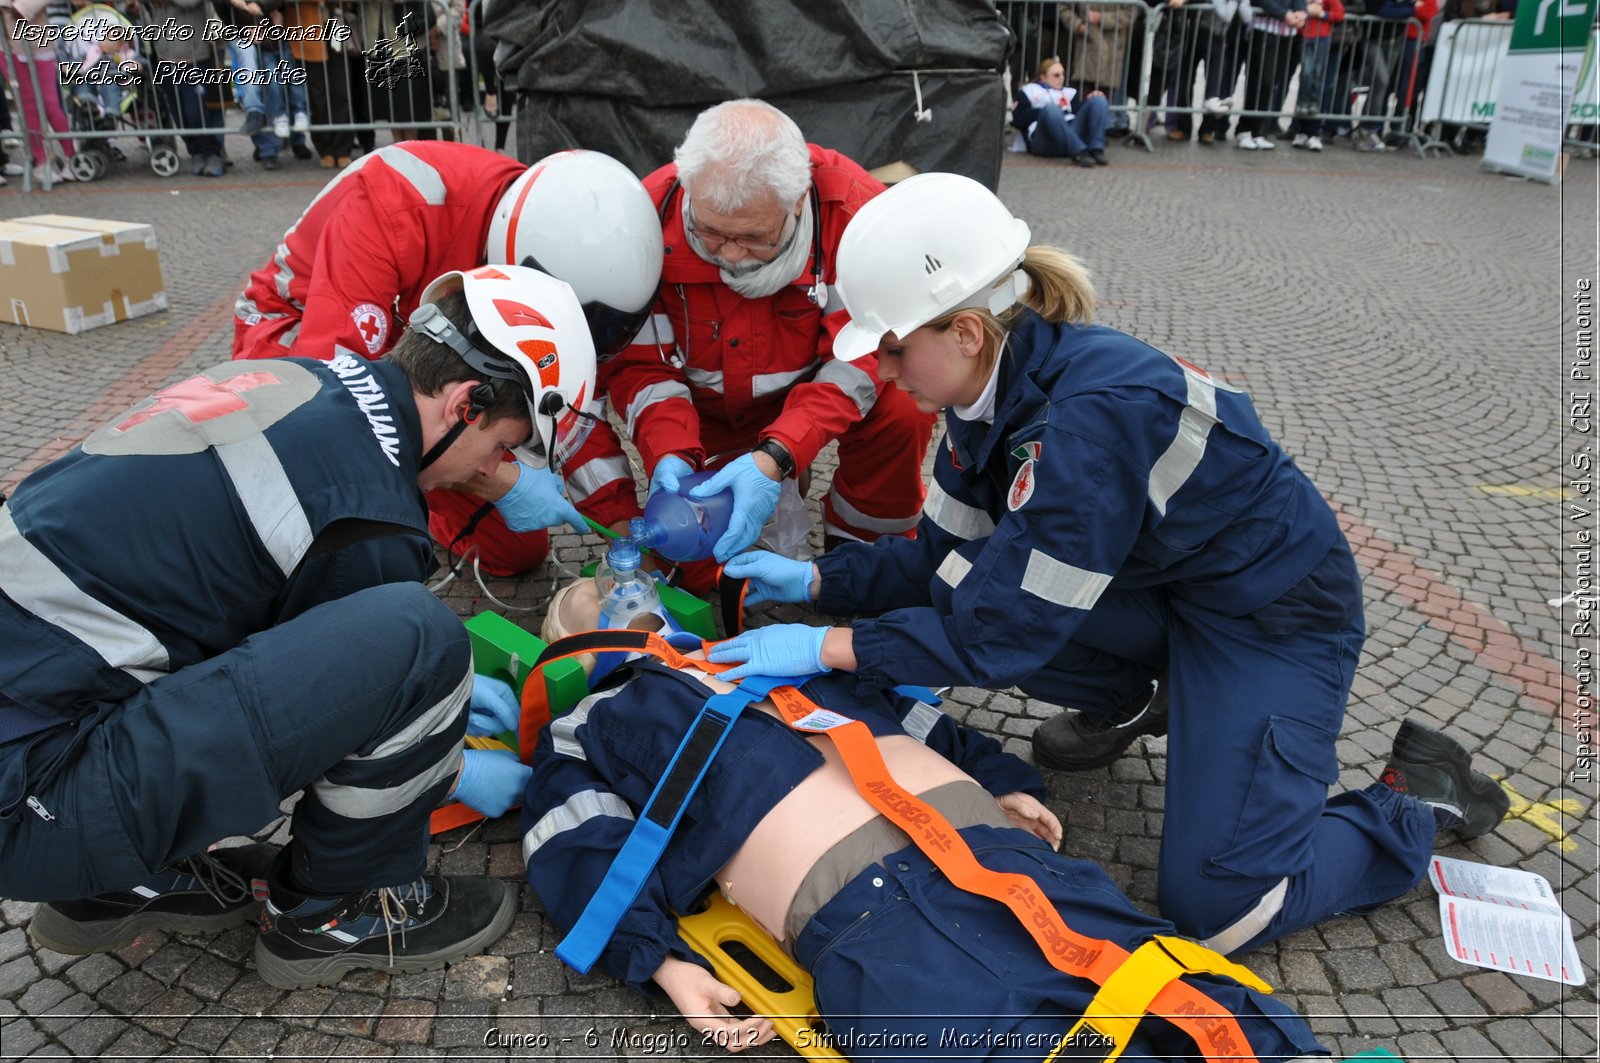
[0,354,472,899]
[521,661,1326,1062]
[815,313,1436,951]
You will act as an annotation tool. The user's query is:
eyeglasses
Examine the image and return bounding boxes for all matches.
[685,205,793,252]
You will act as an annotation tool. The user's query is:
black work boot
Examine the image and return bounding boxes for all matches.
[29,843,279,955]
[254,872,515,989]
[1031,676,1169,772]
[1381,718,1510,839]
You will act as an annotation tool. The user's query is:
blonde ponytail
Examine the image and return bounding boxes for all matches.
[922,245,1096,377]
[1012,246,1095,325]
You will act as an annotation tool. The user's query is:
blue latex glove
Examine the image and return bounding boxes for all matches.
[493,462,587,535]
[648,454,696,498]
[722,550,816,606]
[467,674,520,737]
[705,624,830,682]
[692,452,783,562]
[453,748,532,817]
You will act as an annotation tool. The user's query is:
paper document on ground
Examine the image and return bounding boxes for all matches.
[1429,856,1585,985]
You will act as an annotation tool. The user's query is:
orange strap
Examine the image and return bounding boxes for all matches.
[531,632,1260,1062]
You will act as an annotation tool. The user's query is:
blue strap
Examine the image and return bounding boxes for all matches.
[554,669,824,973]
[893,684,941,707]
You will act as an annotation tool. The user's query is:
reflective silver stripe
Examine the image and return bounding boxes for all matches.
[272,241,297,305]
[685,366,724,393]
[752,361,819,400]
[935,550,972,589]
[0,507,170,676]
[1020,549,1112,611]
[349,666,471,763]
[271,152,376,303]
[522,789,636,863]
[625,382,693,438]
[378,146,447,205]
[813,358,877,417]
[1148,369,1218,516]
[551,686,624,759]
[633,313,675,350]
[312,743,462,819]
[923,479,994,541]
[902,701,944,743]
[826,488,921,534]
[565,455,633,503]
[276,322,301,349]
[233,291,286,324]
[213,436,314,579]
[1200,877,1288,955]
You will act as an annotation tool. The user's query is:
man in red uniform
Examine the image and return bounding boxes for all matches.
[232,142,663,576]
[564,100,936,574]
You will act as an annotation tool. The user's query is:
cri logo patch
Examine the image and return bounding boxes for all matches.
[351,303,388,355]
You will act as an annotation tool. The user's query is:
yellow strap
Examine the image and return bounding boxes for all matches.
[1044,937,1274,1063]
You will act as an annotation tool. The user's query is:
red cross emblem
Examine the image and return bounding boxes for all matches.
[117,372,279,432]
[350,302,390,354]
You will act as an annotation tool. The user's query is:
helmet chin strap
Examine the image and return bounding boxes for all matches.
[419,383,497,472]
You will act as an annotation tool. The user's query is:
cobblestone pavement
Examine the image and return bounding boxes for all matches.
[0,129,1596,1061]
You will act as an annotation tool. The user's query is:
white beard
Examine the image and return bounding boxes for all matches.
[683,191,815,300]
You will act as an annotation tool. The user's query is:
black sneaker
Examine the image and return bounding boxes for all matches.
[1381,718,1509,839]
[1089,149,1110,166]
[290,142,314,161]
[1032,677,1169,772]
[254,873,515,989]
[240,110,267,137]
[29,844,278,955]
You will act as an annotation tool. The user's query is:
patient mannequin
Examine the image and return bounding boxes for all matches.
[540,579,1060,1050]
[527,579,1324,1062]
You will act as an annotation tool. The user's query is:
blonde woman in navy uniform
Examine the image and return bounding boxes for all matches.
[709,174,1508,955]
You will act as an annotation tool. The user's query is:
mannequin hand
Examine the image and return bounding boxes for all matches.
[998,792,1063,849]
[452,748,532,817]
[467,674,520,737]
[706,624,828,682]
[652,956,776,1053]
[722,550,816,605]
[691,453,782,562]
[493,462,587,535]
[648,454,696,498]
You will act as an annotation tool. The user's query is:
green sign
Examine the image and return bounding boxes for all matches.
[1509,0,1597,52]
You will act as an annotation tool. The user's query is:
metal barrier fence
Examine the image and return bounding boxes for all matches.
[1,0,497,192]
[1000,0,1429,155]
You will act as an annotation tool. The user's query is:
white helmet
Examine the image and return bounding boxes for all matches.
[486,149,664,360]
[413,265,598,470]
[832,173,1032,362]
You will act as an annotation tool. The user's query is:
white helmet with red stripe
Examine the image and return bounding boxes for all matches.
[415,265,597,470]
[486,149,663,360]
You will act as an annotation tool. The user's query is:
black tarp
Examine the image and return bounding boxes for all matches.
[485,0,1011,188]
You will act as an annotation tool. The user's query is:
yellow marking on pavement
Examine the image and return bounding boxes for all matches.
[1476,485,1575,500]
[1499,781,1584,852]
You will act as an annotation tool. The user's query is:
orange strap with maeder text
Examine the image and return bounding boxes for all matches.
[531,630,1265,1062]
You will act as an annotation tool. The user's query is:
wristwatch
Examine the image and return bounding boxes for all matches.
[753,438,796,480]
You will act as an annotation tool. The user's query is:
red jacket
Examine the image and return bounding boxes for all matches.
[1300,0,1344,38]
[233,142,525,361]
[599,145,887,475]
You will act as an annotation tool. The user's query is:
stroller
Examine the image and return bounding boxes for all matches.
[61,3,181,180]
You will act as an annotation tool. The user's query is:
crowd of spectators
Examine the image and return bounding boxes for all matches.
[0,0,508,184]
[1008,0,1529,162]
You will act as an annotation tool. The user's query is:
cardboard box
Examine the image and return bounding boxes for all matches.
[0,215,167,335]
